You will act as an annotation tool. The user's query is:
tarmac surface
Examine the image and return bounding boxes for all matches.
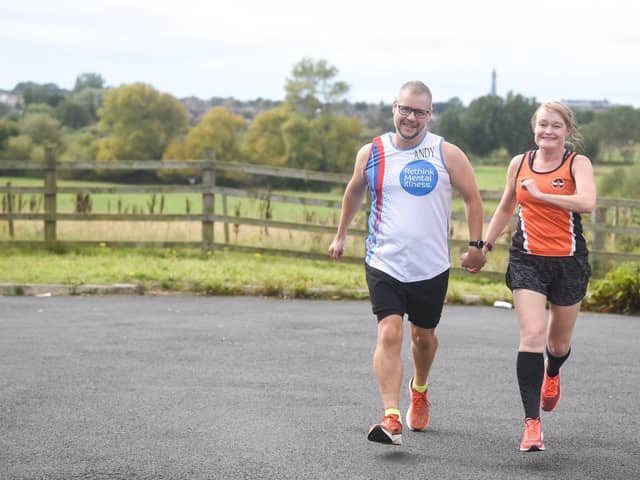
[1,295,639,480]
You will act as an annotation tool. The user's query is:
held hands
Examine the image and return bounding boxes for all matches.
[460,248,486,273]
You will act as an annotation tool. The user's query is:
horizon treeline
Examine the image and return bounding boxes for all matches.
[1,58,639,187]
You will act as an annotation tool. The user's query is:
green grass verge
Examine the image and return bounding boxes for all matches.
[0,246,513,304]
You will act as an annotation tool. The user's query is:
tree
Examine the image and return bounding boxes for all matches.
[432,102,467,151]
[58,127,100,163]
[500,92,538,156]
[285,58,349,118]
[74,73,105,92]
[25,103,56,117]
[70,88,105,123]
[183,106,246,161]
[243,107,290,166]
[15,82,66,108]
[1,135,33,161]
[56,100,92,129]
[281,114,317,170]
[312,114,363,173]
[21,113,61,147]
[97,83,188,160]
[0,120,20,151]
[590,106,640,145]
[461,95,504,157]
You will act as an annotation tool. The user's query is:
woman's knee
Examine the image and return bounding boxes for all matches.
[546,339,571,356]
[519,328,546,351]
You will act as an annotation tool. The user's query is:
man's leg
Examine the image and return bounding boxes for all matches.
[410,324,438,387]
[367,314,404,445]
[373,314,404,411]
[406,323,437,431]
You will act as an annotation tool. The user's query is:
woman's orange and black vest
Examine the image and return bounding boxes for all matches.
[511,149,587,257]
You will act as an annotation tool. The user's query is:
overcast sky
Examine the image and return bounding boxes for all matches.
[2,1,639,107]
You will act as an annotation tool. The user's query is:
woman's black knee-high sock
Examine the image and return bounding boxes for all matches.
[546,346,571,377]
[517,351,544,419]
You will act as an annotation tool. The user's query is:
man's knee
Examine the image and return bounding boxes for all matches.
[377,316,403,348]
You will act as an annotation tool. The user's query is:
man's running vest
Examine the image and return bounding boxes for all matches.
[364,132,451,282]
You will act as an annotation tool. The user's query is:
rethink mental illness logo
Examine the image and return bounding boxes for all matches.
[400,160,438,196]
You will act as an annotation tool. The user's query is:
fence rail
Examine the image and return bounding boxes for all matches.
[2,151,639,278]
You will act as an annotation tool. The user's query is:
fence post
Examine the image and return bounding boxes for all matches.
[592,205,606,251]
[611,206,618,245]
[201,151,216,248]
[222,193,229,244]
[6,181,14,238]
[44,146,57,245]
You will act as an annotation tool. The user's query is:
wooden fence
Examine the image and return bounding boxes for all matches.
[1,151,639,279]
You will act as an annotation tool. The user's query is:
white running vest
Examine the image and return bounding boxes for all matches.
[364,132,451,282]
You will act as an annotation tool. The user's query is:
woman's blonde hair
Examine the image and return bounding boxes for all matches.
[531,101,583,150]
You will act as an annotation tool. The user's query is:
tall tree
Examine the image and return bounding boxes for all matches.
[70,88,105,123]
[97,83,188,160]
[73,73,106,92]
[183,106,246,161]
[461,95,504,157]
[432,101,467,152]
[311,114,363,173]
[285,58,349,118]
[500,92,538,156]
[243,107,290,166]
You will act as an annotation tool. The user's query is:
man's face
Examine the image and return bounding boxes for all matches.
[393,92,432,141]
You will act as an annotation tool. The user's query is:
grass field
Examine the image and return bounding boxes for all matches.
[1,165,622,306]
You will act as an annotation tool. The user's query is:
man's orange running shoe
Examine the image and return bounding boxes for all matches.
[406,377,430,431]
[519,417,545,452]
[367,414,402,445]
[541,362,561,411]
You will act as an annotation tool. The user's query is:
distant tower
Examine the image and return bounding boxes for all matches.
[491,67,497,96]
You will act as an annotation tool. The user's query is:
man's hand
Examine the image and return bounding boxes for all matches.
[328,237,345,261]
[460,248,486,273]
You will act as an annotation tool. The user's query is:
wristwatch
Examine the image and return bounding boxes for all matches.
[468,240,484,249]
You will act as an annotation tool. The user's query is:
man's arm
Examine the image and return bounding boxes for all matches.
[328,144,371,260]
[442,142,485,271]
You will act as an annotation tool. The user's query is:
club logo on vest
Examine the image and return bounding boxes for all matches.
[551,177,565,189]
[400,160,438,196]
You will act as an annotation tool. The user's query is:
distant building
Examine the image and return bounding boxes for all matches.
[0,90,23,108]
[562,99,611,112]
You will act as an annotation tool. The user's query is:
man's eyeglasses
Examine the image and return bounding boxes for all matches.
[396,104,431,119]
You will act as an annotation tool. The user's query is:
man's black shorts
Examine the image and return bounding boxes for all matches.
[506,251,591,306]
[365,264,449,329]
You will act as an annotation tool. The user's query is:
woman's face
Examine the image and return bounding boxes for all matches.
[533,108,570,150]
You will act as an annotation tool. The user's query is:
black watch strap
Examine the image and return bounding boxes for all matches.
[469,240,484,249]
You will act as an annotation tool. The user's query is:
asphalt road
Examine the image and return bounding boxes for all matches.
[1,296,638,480]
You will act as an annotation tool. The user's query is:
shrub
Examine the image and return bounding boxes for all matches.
[584,263,640,315]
